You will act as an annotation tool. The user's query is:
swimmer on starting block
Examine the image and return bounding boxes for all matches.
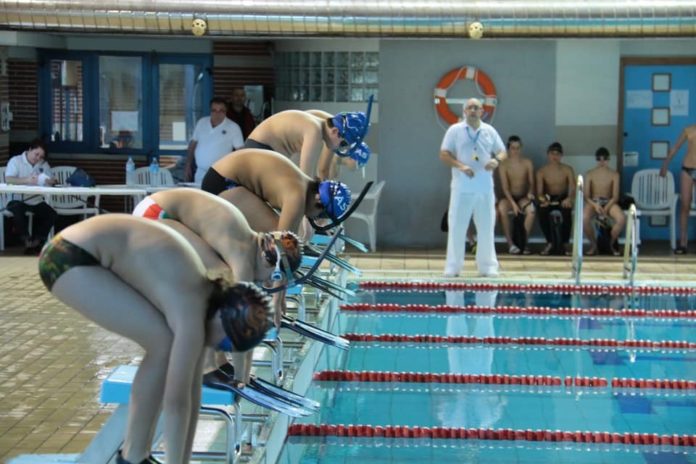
[38,214,272,464]
[201,148,352,241]
[244,98,372,180]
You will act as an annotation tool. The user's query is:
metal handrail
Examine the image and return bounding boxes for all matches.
[570,175,584,284]
[622,204,638,285]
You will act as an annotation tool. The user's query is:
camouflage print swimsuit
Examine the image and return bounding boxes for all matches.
[38,235,99,291]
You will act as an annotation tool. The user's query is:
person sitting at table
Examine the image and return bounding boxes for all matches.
[38,214,272,464]
[201,148,352,241]
[132,188,301,386]
[4,138,58,254]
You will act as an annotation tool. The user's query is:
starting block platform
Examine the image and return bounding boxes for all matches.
[10,364,242,464]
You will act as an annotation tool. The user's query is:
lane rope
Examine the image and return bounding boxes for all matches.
[314,370,696,390]
[341,303,696,319]
[359,280,696,295]
[341,333,696,350]
[287,424,696,446]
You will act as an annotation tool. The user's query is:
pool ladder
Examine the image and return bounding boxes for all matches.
[622,204,639,285]
[571,177,639,285]
[570,176,583,284]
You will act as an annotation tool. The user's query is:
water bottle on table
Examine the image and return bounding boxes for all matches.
[149,157,160,187]
[125,156,135,186]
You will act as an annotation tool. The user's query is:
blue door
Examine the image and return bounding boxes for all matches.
[622,63,696,240]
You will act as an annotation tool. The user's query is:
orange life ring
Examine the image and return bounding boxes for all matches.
[434,66,498,125]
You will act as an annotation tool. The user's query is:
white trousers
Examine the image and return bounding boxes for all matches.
[445,189,499,275]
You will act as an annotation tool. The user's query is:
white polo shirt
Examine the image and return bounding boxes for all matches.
[192,117,244,184]
[441,121,505,193]
[5,152,53,205]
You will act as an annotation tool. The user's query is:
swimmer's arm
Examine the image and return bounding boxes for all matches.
[162,321,205,463]
[535,169,546,200]
[666,129,688,162]
[183,350,205,463]
[316,146,335,180]
[499,166,516,205]
[566,166,577,202]
[607,171,620,209]
[277,192,305,233]
[299,128,323,177]
[525,160,536,198]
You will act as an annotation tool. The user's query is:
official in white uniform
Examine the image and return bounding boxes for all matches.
[440,98,506,277]
[186,97,244,184]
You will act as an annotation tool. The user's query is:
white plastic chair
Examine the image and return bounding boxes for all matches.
[49,166,100,220]
[348,180,386,252]
[0,166,33,251]
[630,169,675,248]
[669,187,696,250]
[134,166,175,186]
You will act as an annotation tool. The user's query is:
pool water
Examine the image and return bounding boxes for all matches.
[278,289,696,464]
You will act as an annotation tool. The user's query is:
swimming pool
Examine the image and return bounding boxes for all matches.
[278,285,696,464]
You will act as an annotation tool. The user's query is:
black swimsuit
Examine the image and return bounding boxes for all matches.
[244,138,275,151]
[201,168,239,195]
[682,166,696,179]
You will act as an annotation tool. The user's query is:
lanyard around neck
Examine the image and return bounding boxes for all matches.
[466,125,481,147]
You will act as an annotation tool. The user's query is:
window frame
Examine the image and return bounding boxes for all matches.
[39,49,213,157]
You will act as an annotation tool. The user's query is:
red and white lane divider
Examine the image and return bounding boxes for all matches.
[360,281,696,295]
[313,370,696,390]
[287,424,696,446]
[341,303,696,319]
[341,333,696,350]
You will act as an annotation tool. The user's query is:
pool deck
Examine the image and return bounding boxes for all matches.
[1,245,695,462]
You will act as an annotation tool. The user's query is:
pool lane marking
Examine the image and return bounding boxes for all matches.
[341,333,696,350]
[286,424,696,447]
[360,281,696,295]
[341,303,696,319]
[313,370,696,391]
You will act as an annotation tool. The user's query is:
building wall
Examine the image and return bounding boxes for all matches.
[2,33,695,248]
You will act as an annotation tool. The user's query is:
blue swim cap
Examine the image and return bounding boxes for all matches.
[349,142,371,168]
[331,95,374,155]
[332,112,369,147]
[318,181,352,220]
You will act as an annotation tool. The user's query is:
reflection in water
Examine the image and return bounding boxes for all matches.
[435,290,504,429]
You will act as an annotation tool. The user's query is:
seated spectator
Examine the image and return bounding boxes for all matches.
[4,138,57,254]
[497,135,536,255]
[536,142,575,255]
[583,147,625,256]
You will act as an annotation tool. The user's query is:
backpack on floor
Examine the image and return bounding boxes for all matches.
[549,209,565,255]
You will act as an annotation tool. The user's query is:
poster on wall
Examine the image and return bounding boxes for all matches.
[670,90,689,116]
[626,90,652,109]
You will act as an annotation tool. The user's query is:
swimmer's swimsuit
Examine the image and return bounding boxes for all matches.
[243,138,274,151]
[201,168,239,195]
[39,235,99,291]
[132,197,173,220]
[682,166,696,179]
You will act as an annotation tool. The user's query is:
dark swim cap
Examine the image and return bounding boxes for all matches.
[218,282,272,352]
[263,231,303,275]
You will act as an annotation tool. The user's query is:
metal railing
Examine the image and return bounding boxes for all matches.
[623,204,639,285]
[570,175,584,284]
